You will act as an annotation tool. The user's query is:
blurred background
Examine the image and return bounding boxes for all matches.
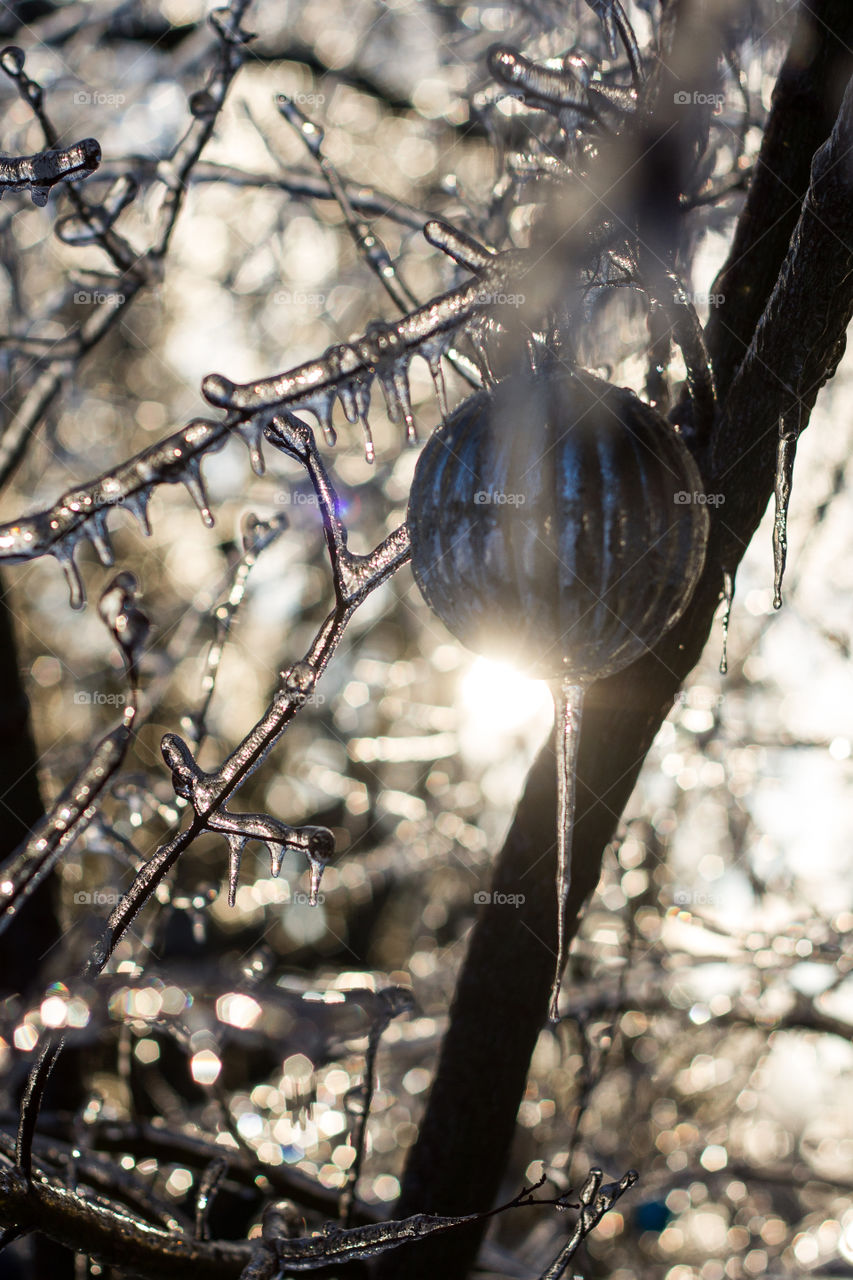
[0,1,851,1276]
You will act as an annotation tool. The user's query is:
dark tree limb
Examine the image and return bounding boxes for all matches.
[383,13,853,1280]
[705,0,853,400]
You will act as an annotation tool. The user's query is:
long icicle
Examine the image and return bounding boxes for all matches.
[549,678,586,1022]
[773,406,800,609]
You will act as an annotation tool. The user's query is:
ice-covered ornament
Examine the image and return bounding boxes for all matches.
[408,363,709,1019]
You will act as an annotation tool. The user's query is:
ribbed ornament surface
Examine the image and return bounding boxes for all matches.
[408,367,709,681]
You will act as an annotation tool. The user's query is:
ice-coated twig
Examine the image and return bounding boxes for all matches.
[83,419,409,974]
[0,416,270,607]
[487,46,619,133]
[537,1167,638,1279]
[0,136,101,208]
[273,95,484,423]
[0,3,249,487]
[202,248,526,434]
[194,1158,228,1241]
[584,0,643,87]
[1,44,134,271]
[0,574,147,938]
[184,512,289,752]
[339,987,415,1226]
[0,1159,582,1278]
[151,3,253,262]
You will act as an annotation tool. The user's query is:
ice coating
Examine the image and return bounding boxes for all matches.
[202,250,526,421]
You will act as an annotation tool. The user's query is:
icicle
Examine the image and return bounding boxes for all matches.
[336,380,359,425]
[379,362,416,442]
[182,461,214,528]
[98,572,150,677]
[226,835,247,907]
[125,490,152,536]
[269,844,284,878]
[303,391,336,447]
[305,831,333,904]
[88,512,114,566]
[237,419,266,476]
[351,412,372,463]
[55,544,85,610]
[468,326,497,387]
[549,678,586,1023]
[719,570,733,676]
[420,338,450,418]
[773,413,799,609]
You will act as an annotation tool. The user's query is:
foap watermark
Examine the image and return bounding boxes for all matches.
[291,890,326,906]
[473,490,526,506]
[74,890,125,906]
[673,689,725,710]
[273,289,326,308]
[276,490,321,507]
[474,890,526,907]
[278,92,327,110]
[74,691,127,706]
[473,289,525,308]
[673,889,717,908]
[286,690,326,708]
[74,90,126,108]
[673,90,725,112]
[73,290,126,306]
[674,490,725,506]
[689,291,725,308]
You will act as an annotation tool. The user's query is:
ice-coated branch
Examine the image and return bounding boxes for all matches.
[0,574,147,938]
[487,46,619,132]
[0,1158,590,1280]
[0,3,250,486]
[537,1167,639,1279]
[0,136,101,207]
[1,42,137,272]
[84,423,409,969]
[339,987,415,1226]
[151,3,253,261]
[184,512,289,752]
[0,416,271,606]
[273,97,485,418]
[202,248,527,435]
[585,0,643,86]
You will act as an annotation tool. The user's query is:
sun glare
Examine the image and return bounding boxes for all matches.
[457,656,554,762]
